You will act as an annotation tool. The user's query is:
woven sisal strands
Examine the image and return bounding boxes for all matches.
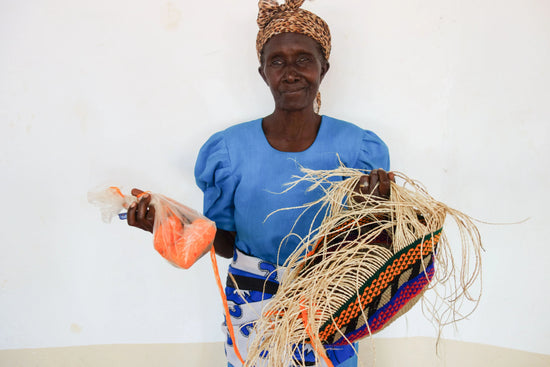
[244,166,483,367]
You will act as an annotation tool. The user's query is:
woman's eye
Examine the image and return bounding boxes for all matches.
[297,56,312,64]
[270,59,283,66]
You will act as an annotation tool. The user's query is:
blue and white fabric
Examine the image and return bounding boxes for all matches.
[224,249,358,367]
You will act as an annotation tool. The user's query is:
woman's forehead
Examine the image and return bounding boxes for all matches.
[263,33,321,55]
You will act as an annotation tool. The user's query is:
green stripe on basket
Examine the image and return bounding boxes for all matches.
[319,228,442,334]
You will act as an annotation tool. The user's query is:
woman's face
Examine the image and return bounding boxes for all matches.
[259,33,329,113]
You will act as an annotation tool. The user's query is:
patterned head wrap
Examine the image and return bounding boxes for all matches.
[256,0,331,61]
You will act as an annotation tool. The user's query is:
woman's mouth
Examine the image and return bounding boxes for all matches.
[282,87,306,94]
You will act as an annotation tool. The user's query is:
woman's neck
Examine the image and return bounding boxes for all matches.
[262,109,322,152]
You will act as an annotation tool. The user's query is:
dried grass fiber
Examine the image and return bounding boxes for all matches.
[244,166,483,367]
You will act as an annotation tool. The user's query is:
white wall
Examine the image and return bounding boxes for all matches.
[1,0,548,356]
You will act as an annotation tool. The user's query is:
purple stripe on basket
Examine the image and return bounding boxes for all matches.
[332,262,435,346]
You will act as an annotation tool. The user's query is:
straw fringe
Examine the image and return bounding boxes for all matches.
[245,166,483,367]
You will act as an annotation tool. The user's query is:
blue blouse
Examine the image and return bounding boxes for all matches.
[194,115,389,265]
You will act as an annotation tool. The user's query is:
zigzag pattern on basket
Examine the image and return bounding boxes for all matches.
[319,229,441,344]
[331,261,435,345]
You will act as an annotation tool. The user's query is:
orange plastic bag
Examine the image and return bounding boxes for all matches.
[88,187,216,269]
[151,196,216,269]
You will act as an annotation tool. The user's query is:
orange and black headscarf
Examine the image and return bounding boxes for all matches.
[256,0,331,61]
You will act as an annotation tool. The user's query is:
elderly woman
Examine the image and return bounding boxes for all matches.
[129,1,392,366]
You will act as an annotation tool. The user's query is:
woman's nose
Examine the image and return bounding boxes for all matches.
[283,66,300,82]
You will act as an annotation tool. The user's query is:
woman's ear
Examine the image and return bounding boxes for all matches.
[320,61,330,81]
[258,65,268,84]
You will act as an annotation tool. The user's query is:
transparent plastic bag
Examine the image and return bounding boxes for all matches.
[87,186,135,223]
[88,186,216,269]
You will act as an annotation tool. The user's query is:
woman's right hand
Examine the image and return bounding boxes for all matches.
[127,189,235,258]
[127,188,156,233]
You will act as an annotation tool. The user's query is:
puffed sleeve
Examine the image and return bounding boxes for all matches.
[194,132,237,232]
[357,130,390,171]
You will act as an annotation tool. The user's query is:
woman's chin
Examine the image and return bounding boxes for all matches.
[275,97,315,112]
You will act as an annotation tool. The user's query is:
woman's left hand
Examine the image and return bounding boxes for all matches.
[355,169,395,200]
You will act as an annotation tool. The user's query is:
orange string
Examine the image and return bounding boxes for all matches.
[136,190,151,199]
[211,246,331,367]
[109,186,124,198]
[108,187,150,200]
[210,246,246,365]
[299,300,334,367]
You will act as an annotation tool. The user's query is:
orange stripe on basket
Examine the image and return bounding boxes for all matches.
[319,233,439,340]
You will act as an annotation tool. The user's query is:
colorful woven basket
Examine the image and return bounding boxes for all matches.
[317,226,441,345]
[244,167,482,367]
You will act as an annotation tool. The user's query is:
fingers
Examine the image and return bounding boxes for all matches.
[127,190,155,233]
[378,169,390,198]
[359,169,394,200]
[351,175,369,204]
[358,175,369,195]
[369,170,379,196]
[137,194,150,220]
